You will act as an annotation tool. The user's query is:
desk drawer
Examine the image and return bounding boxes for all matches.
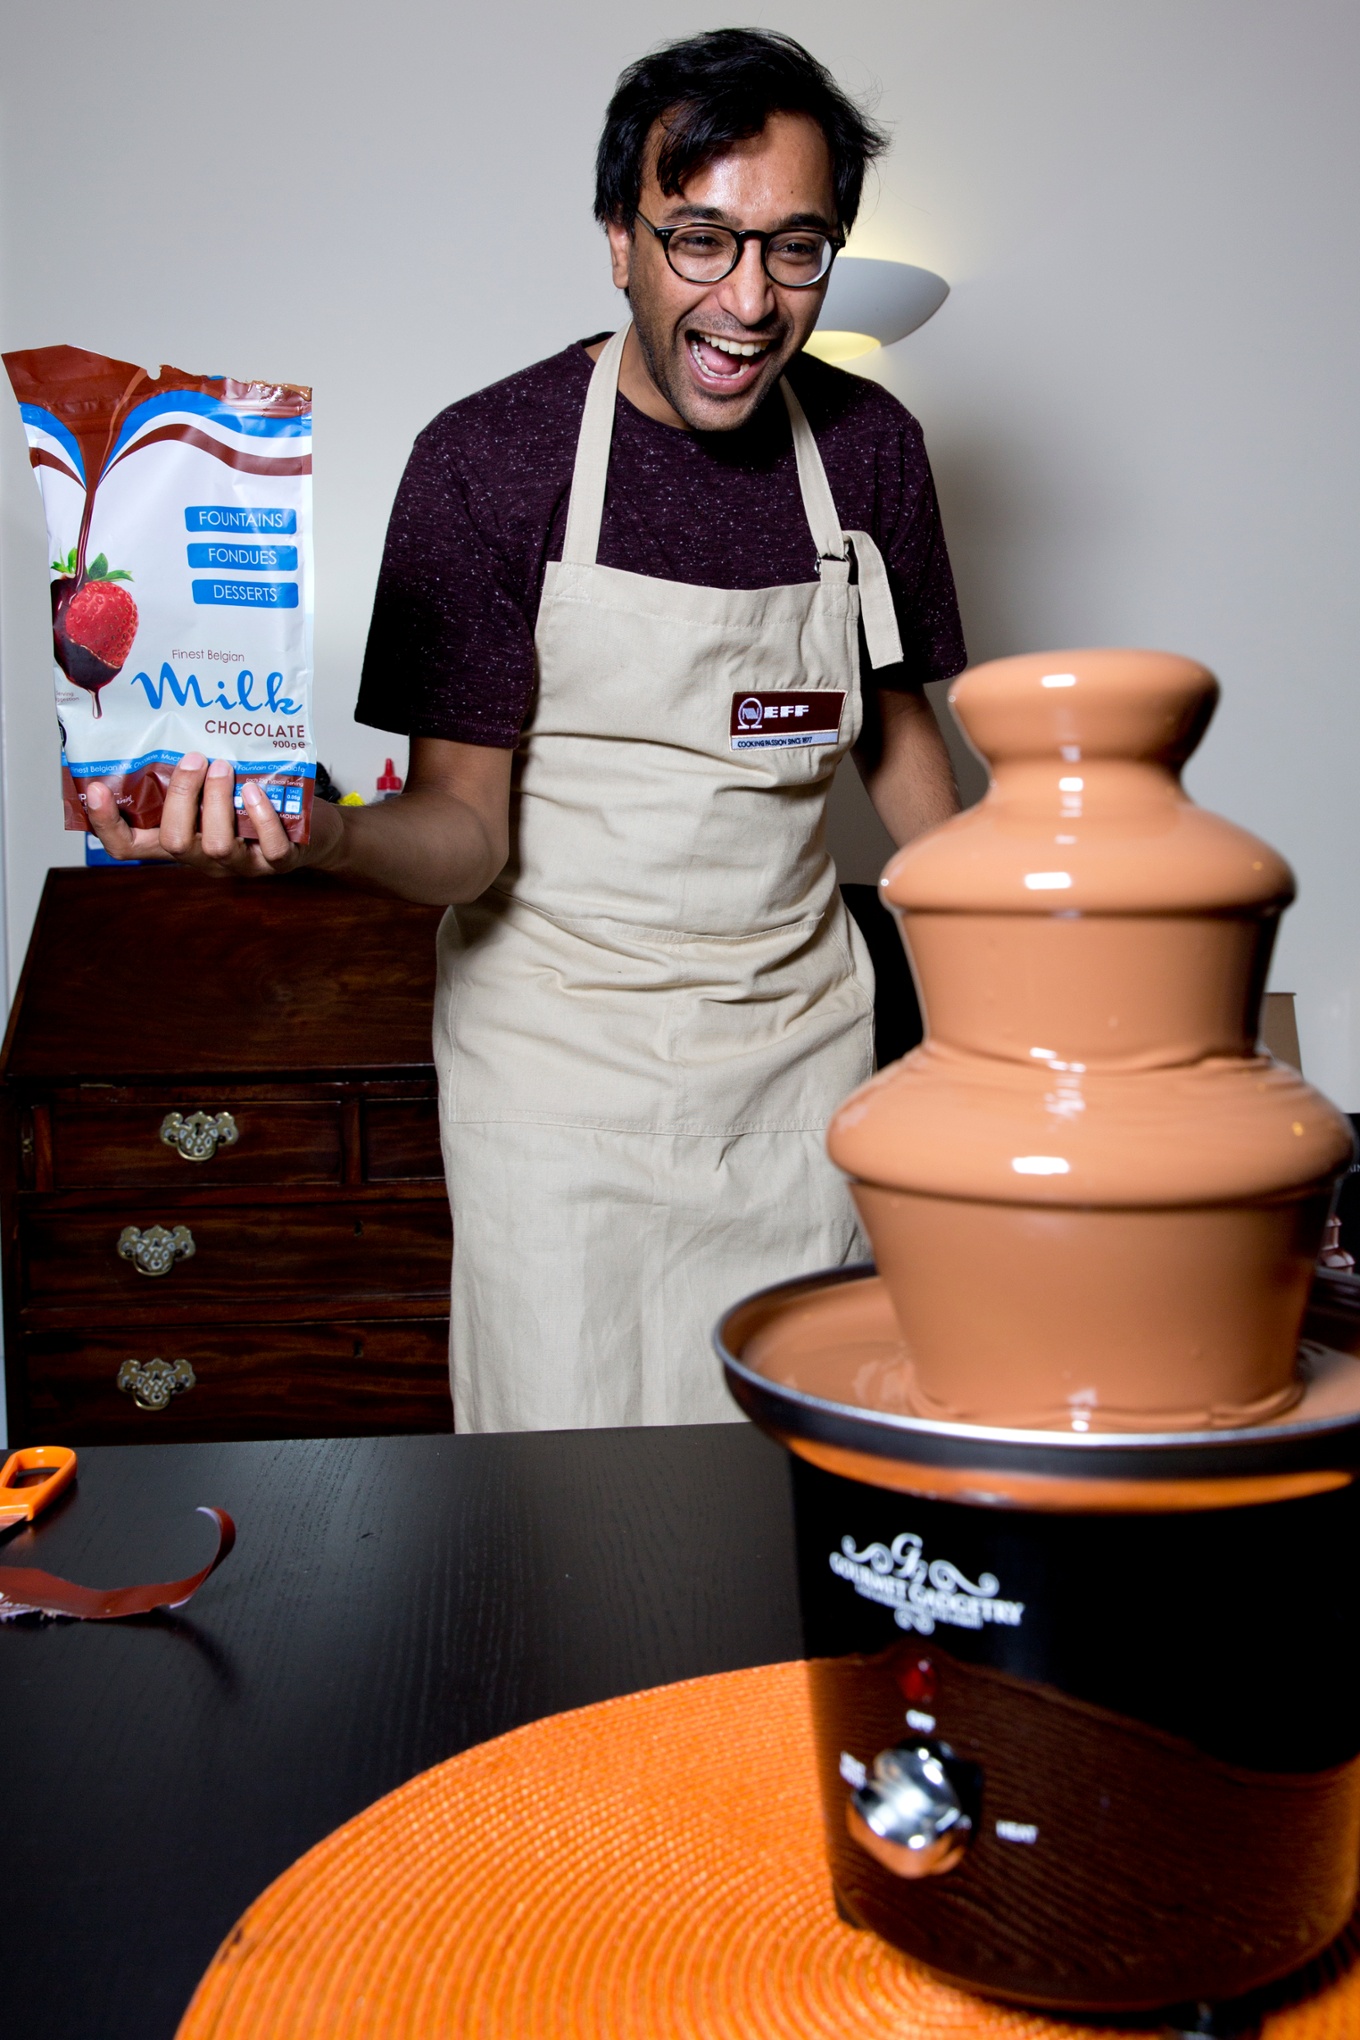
[21,1318,454,1442]
[50,1097,342,1189]
[365,1100,444,1181]
[22,1199,452,1313]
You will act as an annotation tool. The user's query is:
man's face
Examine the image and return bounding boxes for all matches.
[606,110,837,432]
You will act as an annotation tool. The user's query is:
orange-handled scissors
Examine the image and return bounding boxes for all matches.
[0,1446,77,1532]
[0,1447,232,1623]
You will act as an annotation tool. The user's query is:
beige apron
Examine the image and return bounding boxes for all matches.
[435,325,904,1431]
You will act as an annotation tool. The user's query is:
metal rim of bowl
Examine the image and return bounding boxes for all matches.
[714,1262,1360,1482]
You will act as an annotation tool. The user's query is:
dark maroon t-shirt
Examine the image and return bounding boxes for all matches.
[357,339,966,748]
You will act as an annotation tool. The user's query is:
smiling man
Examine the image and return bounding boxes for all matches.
[86,29,966,1434]
[607,104,843,426]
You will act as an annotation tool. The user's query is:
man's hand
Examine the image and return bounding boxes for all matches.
[86,753,329,877]
[84,737,512,906]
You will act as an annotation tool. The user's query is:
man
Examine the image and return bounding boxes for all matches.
[87,29,966,1432]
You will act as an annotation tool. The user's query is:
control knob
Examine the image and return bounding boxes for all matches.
[847,1741,972,1878]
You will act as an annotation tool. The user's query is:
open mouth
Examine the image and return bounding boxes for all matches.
[686,329,777,393]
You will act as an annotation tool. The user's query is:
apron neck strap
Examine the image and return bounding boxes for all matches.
[561,326,629,567]
[561,332,903,668]
[564,328,848,570]
[779,378,847,561]
[782,380,905,671]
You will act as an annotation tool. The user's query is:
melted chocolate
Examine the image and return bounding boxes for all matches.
[822,650,1354,1431]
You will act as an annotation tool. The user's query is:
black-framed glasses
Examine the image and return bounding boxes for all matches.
[635,212,841,289]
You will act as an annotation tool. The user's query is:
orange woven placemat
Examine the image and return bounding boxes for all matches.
[177,1660,1358,2039]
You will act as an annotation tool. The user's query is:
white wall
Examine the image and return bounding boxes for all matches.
[2,0,1358,1095]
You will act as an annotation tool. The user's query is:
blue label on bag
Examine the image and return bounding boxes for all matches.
[192,579,299,608]
[187,543,298,571]
[185,506,297,533]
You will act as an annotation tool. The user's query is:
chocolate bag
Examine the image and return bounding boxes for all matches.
[4,345,315,841]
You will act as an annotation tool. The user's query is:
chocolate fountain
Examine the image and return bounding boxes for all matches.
[717,648,1360,2015]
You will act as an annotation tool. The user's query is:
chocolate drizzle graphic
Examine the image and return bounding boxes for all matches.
[829,1530,1025,1634]
[42,358,152,715]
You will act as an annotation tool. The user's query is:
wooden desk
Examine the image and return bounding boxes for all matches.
[0,867,454,1443]
[0,1426,799,2039]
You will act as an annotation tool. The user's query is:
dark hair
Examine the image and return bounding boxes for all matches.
[594,28,888,234]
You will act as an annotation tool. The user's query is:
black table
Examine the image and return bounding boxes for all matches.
[0,1428,801,2039]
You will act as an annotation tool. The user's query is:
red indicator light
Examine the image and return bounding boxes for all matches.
[896,1655,936,1707]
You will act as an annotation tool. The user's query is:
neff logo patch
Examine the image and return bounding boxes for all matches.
[830,1531,1025,1635]
[730,691,844,750]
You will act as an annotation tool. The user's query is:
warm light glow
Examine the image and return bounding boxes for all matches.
[1012,1156,1071,1175]
[1058,776,1084,792]
[1024,871,1073,890]
[803,330,882,364]
[1041,673,1078,689]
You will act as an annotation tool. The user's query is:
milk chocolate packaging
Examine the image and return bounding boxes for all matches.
[4,344,315,842]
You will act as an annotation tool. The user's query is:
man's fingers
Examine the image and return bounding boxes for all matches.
[84,781,170,862]
[241,780,294,868]
[200,756,241,861]
[87,755,298,879]
[160,752,211,856]
[83,781,126,847]
[122,828,175,860]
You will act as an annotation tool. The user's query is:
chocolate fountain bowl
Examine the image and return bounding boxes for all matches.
[715,1262,1360,2015]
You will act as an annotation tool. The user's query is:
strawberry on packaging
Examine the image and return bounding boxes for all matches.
[3,345,315,841]
[52,547,139,696]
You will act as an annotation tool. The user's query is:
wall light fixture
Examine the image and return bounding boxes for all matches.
[805,256,949,365]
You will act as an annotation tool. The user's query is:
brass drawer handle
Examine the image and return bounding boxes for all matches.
[117,1357,197,1412]
[160,1110,239,1163]
[117,1223,196,1278]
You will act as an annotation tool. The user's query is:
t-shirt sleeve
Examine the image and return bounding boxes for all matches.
[876,416,967,693]
[355,423,536,747]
